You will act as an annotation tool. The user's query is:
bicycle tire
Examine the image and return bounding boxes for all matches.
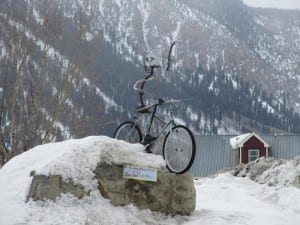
[162,125,196,174]
[113,121,142,143]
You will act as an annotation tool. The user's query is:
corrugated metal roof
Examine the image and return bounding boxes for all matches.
[190,134,300,177]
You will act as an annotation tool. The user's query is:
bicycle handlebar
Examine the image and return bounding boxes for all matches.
[135,42,176,108]
[133,77,155,94]
[164,41,176,75]
[136,97,192,113]
[162,97,193,104]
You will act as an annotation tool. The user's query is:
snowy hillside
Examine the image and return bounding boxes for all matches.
[1,0,300,166]
[0,136,300,225]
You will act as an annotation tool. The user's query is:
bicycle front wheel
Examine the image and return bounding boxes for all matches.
[163,125,196,174]
[113,121,142,143]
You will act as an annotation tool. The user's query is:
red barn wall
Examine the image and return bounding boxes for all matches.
[241,136,267,164]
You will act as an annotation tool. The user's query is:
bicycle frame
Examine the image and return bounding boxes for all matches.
[148,106,176,139]
[133,101,176,141]
[130,42,179,145]
[114,41,196,174]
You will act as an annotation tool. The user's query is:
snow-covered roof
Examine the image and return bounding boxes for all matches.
[229,133,251,149]
[229,133,270,149]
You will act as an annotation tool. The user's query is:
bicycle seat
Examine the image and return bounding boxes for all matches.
[136,105,151,114]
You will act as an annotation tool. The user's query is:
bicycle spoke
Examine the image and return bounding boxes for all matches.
[113,121,142,143]
[163,125,195,174]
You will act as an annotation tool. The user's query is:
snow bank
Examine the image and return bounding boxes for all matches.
[256,158,300,188]
[1,136,300,225]
[193,173,300,225]
[232,157,300,188]
[0,136,166,225]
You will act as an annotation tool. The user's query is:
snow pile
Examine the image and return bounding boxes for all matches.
[232,157,300,188]
[256,158,300,188]
[1,136,300,225]
[0,136,168,225]
[100,141,166,170]
[194,173,300,225]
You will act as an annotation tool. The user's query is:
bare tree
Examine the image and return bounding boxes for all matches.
[0,0,97,166]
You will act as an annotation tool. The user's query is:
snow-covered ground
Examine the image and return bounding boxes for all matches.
[0,136,300,225]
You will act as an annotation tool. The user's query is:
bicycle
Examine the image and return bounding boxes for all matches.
[113,42,196,174]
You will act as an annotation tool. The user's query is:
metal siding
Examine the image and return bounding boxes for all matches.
[190,135,236,177]
[263,135,300,160]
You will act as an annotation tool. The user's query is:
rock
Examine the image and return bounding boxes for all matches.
[26,149,196,215]
[27,175,87,201]
[94,163,196,215]
[94,164,127,206]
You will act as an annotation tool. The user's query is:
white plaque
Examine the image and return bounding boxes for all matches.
[123,165,157,182]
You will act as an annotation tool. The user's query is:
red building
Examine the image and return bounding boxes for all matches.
[230,133,270,164]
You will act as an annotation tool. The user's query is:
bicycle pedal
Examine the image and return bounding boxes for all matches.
[144,146,153,153]
[141,134,156,145]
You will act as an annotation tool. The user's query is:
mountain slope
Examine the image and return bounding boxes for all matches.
[65,0,300,133]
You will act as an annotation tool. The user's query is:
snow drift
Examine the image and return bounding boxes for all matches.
[232,156,300,188]
[0,136,300,225]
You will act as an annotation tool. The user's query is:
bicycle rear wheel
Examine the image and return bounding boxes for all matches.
[113,121,142,143]
[163,125,196,174]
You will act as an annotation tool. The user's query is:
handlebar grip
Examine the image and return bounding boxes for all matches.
[165,42,176,73]
[158,98,165,105]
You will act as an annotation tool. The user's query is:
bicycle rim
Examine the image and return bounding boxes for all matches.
[113,121,142,143]
[163,125,196,174]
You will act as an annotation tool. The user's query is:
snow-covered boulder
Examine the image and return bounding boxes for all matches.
[27,174,87,201]
[13,136,195,216]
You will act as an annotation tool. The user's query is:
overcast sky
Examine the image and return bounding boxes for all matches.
[243,0,300,10]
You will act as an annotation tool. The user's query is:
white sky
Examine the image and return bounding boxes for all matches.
[243,0,300,10]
